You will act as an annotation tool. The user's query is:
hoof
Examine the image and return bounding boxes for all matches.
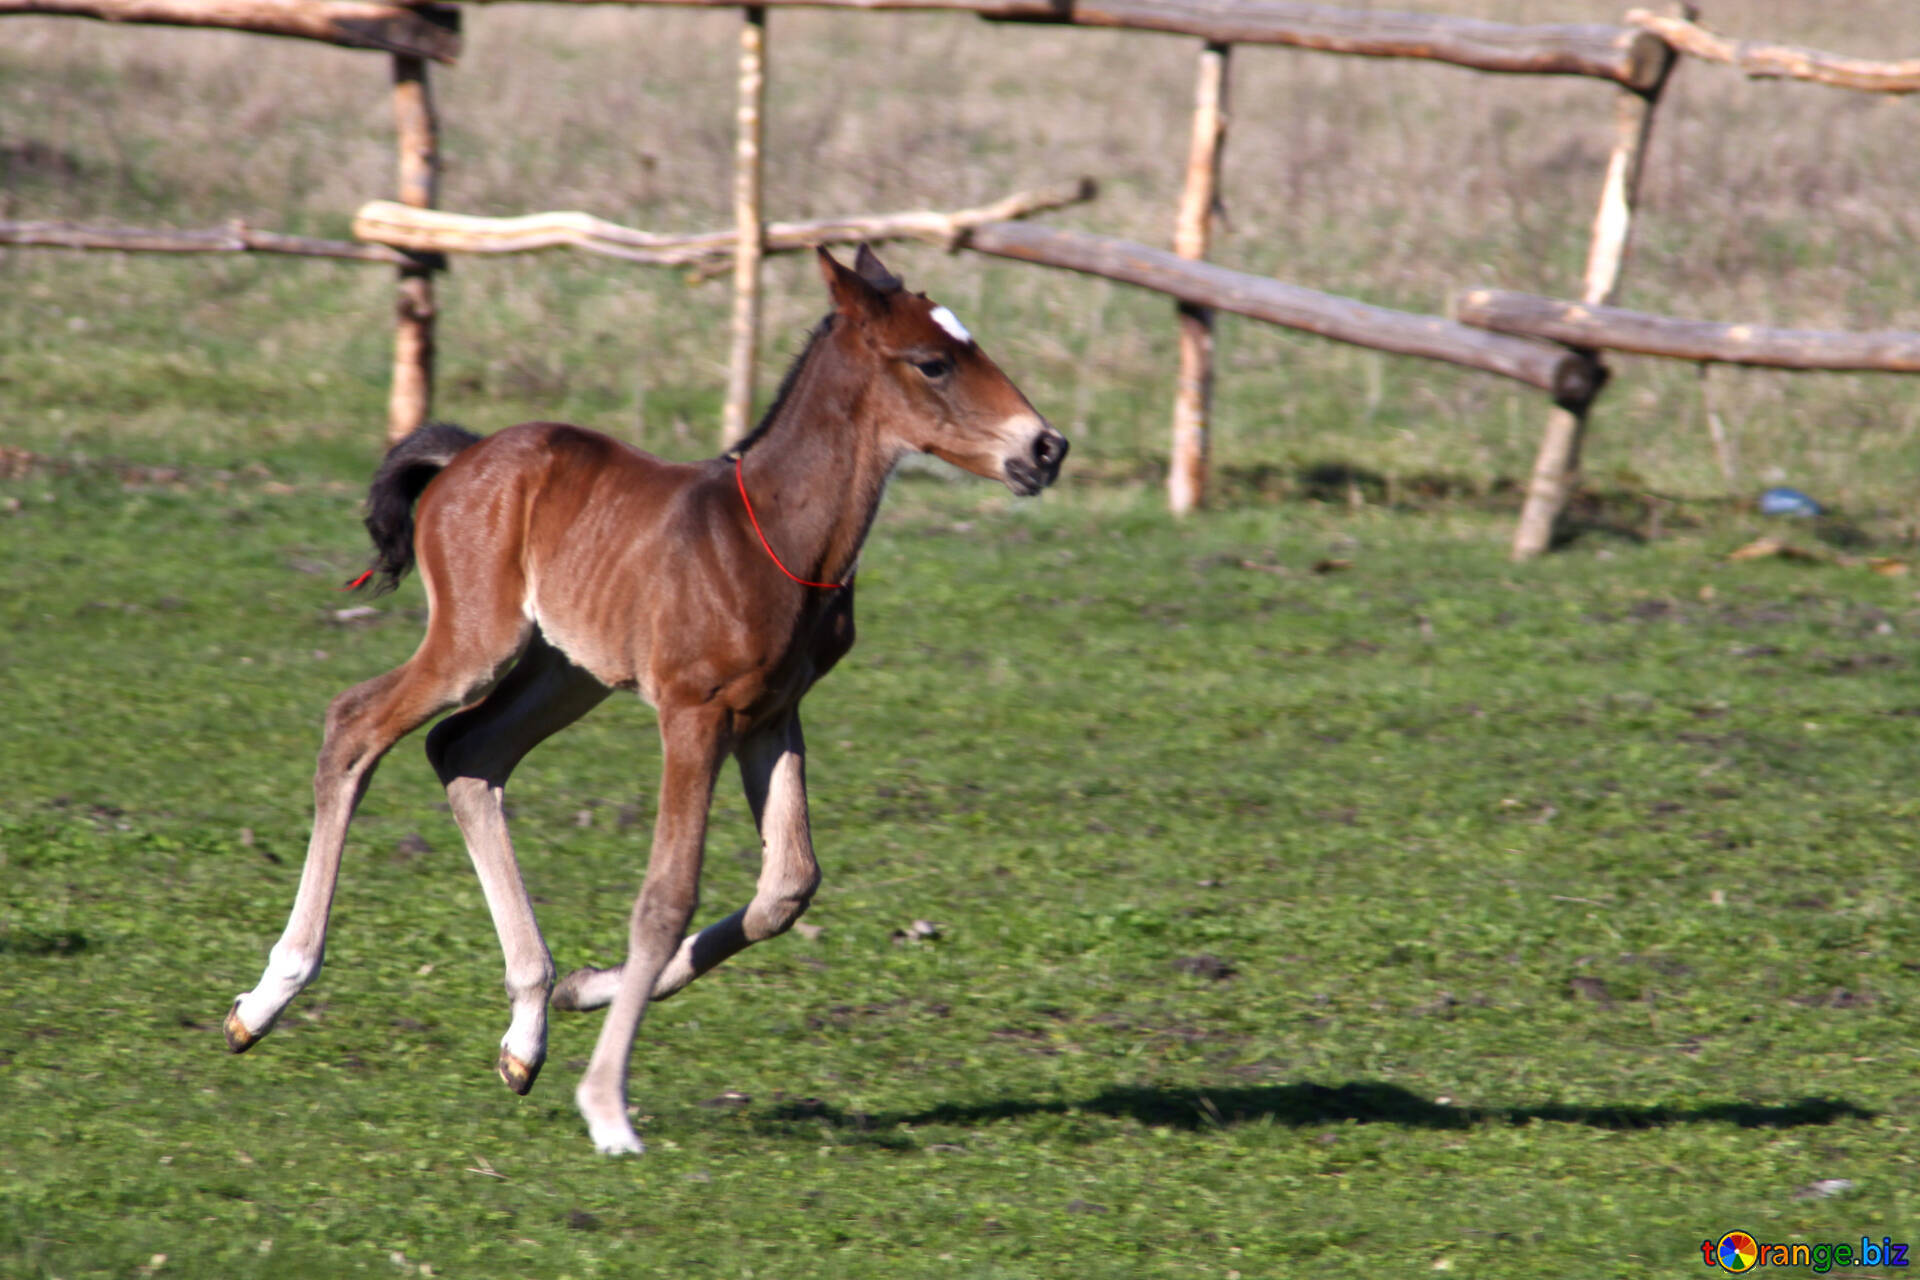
[496,1047,541,1096]
[589,1124,644,1157]
[223,1000,259,1054]
[578,1080,643,1155]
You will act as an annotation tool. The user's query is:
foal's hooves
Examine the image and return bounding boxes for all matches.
[592,1128,644,1157]
[223,1000,260,1054]
[497,1048,541,1096]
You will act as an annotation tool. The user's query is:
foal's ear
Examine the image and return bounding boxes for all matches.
[853,243,903,292]
[817,246,889,320]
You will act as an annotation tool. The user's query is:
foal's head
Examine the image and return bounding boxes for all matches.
[817,245,1067,496]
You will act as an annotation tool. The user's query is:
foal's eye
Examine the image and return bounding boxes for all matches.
[912,357,952,380]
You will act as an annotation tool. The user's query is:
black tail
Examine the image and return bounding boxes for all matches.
[351,422,483,595]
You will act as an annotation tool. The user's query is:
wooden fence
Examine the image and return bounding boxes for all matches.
[7,1,1920,558]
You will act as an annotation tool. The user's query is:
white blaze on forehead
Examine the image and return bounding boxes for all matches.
[928,305,973,345]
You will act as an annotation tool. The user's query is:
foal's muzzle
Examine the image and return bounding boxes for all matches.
[1005,425,1069,496]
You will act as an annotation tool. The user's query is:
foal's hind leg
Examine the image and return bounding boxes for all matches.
[552,711,817,1011]
[424,633,609,1095]
[225,615,532,1053]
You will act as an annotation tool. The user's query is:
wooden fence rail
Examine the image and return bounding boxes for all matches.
[1625,8,1920,94]
[0,219,412,263]
[351,181,1095,262]
[417,0,1668,87]
[1456,290,1920,373]
[0,184,1095,268]
[0,0,461,59]
[1010,0,1666,87]
[961,221,1602,405]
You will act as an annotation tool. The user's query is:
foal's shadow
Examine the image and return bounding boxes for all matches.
[761,1081,1872,1142]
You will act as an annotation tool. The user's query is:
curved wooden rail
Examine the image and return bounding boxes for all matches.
[1626,9,1920,94]
[350,180,1096,264]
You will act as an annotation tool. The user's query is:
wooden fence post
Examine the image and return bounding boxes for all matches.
[1698,362,1737,490]
[721,5,767,448]
[1168,40,1230,516]
[1510,31,1675,559]
[387,52,439,445]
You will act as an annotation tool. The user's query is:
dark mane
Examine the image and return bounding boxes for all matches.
[724,312,837,459]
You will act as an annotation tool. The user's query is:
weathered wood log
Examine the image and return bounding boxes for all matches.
[1512,56,1669,561]
[350,180,1097,264]
[1516,402,1595,559]
[1032,0,1669,89]
[404,0,1660,87]
[1581,85,1668,304]
[961,221,1599,403]
[1627,8,1920,94]
[722,5,768,448]
[1457,290,1920,372]
[0,218,411,263]
[387,53,440,444]
[1167,40,1228,517]
[0,0,461,61]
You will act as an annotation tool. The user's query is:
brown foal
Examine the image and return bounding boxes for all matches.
[223,246,1066,1154]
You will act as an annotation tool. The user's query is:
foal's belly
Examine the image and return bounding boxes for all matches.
[529,594,828,735]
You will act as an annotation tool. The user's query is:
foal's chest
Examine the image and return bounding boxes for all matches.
[743,586,858,721]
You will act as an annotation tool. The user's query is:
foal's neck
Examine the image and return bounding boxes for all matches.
[734,327,901,590]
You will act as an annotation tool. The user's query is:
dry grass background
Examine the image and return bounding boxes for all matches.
[4,1,1919,514]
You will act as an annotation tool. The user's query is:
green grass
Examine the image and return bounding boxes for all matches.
[5,452,1920,1276]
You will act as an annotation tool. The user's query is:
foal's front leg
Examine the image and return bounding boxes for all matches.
[551,712,818,1010]
[573,704,729,1155]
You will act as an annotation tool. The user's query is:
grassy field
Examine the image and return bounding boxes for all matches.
[7,463,1920,1277]
[6,3,1920,1277]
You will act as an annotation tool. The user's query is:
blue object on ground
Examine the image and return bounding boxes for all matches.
[1759,487,1824,517]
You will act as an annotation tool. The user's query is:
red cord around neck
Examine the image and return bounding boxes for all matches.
[734,454,845,590]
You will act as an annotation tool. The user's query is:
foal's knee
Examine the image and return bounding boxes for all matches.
[316,690,379,781]
[505,953,557,1004]
[316,671,413,781]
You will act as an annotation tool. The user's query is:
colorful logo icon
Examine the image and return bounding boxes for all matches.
[1715,1232,1759,1273]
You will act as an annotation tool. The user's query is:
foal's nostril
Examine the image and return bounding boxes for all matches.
[1033,430,1068,470]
